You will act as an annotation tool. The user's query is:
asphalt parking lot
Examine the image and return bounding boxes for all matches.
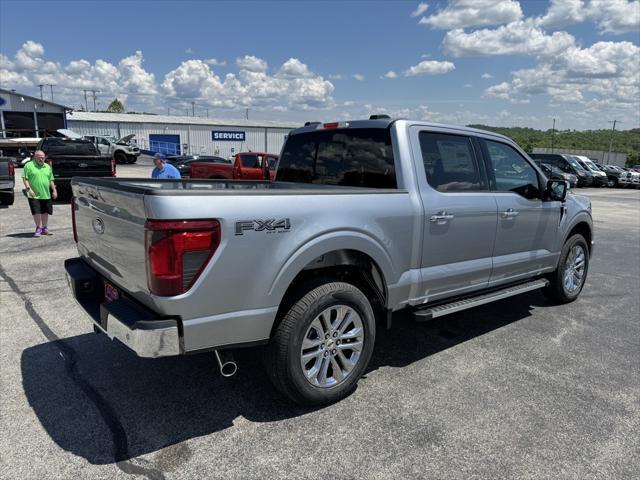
[1,164,639,479]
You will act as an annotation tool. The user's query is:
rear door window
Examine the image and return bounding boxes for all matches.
[240,154,262,168]
[418,132,486,192]
[277,128,396,188]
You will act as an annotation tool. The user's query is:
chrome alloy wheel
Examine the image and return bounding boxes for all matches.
[563,245,586,294]
[300,305,364,388]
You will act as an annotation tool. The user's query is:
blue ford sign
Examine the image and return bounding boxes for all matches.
[212,130,245,141]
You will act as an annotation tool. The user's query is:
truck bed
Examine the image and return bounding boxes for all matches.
[72,177,404,196]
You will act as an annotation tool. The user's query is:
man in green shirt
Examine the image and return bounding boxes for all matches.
[22,150,57,237]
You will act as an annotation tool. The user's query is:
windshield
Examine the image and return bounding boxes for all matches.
[582,159,600,171]
[277,128,396,188]
[566,156,586,170]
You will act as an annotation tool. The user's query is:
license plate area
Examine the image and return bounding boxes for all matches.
[104,281,120,302]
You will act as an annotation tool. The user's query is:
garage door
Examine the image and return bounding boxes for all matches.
[149,134,180,155]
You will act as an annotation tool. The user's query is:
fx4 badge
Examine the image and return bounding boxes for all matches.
[235,218,291,235]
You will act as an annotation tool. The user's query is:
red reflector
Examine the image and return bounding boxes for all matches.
[323,122,339,129]
[111,158,116,176]
[145,219,220,296]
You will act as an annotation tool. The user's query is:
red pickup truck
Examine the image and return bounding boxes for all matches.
[190,152,278,181]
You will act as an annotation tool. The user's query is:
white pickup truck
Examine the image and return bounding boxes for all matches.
[65,117,593,405]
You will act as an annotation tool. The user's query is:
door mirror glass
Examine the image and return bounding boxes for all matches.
[546,179,567,202]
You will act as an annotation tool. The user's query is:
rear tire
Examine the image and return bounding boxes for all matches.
[0,191,14,205]
[543,234,589,304]
[264,281,376,405]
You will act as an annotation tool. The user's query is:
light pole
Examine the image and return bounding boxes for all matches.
[551,118,556,153]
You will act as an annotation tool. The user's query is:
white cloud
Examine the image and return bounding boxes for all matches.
[418,0,523,29]
[481,73,494,79]
[0,41,158,110]
[384,70,398,79]
[163,57,334,110]
[0,40,334,113]
[328,74,343,80]
[277,58,314,78]
[443,19,576,57]
[484,41,640,113]
[411,2,429,17]
[403,60,456,76]
[537,0,640,34]
[185,48,194,54]
[463,83,472,87]
[235,55,268,73]
[343,100,355,106]
[353,73,365,81]
[204,58,226,67]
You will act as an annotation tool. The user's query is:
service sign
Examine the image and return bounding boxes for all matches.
[212,130,245,141]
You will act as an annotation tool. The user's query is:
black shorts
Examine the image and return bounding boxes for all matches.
[28,198,53,215]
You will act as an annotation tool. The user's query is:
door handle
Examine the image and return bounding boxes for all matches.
[501,208,519,219]
[430,212,454,223]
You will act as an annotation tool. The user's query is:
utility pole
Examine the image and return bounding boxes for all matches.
[82,90,89,111]
[88,89,99,111]
[206,108,209,118]
[38,84,44,99]
[550,118,556,153]
[167,107,170,115]
[245,108,249,120]
[191,101,195,117]
[47,84,55,102]
[606,120,619,165]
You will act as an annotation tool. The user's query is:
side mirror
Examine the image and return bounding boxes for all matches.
[546,179,567,202]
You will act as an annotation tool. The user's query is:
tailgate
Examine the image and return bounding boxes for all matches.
[72,181,150,297]
[51,155,112,178]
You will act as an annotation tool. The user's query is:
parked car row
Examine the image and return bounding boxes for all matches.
[530,153,640,189]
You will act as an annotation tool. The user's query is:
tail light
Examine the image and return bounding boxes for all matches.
[71,196,78,243]
[145,219,220,296]
[111,158,116,176]
[8,160,15,177]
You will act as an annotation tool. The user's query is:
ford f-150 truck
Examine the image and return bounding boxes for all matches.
[37,137,115,195]
[190,151,278,181]
[65,117,593,405]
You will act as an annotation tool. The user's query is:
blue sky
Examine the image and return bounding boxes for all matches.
[1,0,639,129]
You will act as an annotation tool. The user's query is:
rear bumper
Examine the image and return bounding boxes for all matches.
[64,257,180,358]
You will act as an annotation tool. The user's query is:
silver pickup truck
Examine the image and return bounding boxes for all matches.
[65,117,593,405]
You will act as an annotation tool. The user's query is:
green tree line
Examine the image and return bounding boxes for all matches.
[468,124,640,166]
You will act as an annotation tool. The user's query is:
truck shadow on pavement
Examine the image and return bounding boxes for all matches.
[20,291,544,466]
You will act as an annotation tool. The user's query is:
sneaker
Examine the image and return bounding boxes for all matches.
[42,227,49,235]
[34,227,42,238]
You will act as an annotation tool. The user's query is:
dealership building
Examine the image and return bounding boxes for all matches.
[66,111,298,158]
[0,88,70,137]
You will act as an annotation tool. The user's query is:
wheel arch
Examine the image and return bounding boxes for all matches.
[268,235,395,337]
[565,220,592,255]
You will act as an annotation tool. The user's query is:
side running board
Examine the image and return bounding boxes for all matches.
[413,279,548,322]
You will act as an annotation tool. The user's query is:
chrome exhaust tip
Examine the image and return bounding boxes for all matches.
[214,349,237,377]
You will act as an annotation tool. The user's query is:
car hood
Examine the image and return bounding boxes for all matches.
[117,134,135,144]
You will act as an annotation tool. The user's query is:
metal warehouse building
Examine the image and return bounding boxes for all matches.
[0,88,70,137]
[67,111,298,158]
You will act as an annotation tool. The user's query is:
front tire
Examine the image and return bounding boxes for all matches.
[114,151,127,164]
[265,281,376,405]
[544,234,589,304]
